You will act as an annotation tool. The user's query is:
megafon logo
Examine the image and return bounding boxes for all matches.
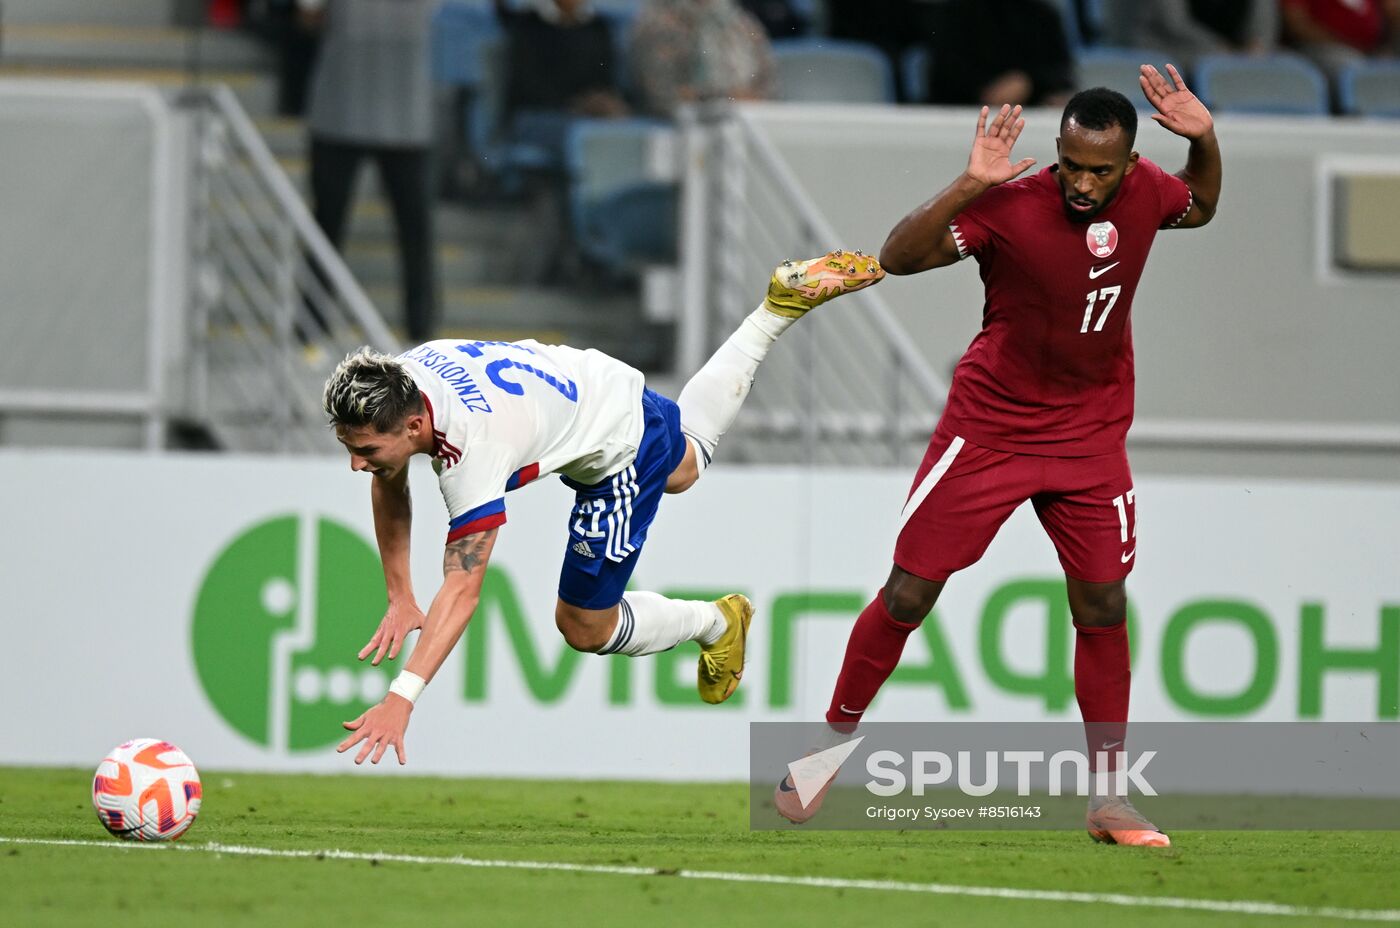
[191,515,389,751]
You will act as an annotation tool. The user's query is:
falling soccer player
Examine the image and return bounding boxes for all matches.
[325,251,883,766]
[775,66,1221,847]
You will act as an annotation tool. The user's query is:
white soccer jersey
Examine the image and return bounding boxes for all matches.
[399,339,645,541]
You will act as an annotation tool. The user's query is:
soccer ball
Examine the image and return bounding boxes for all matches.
[92,739,203,841]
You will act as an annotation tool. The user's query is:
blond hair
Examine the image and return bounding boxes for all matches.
[322,347,422,431]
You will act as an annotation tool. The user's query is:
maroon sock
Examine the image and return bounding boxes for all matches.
[1074,619,1130,771]
[826,591,921,731]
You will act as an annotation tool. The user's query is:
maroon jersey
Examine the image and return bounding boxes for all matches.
[939,158,1192,456]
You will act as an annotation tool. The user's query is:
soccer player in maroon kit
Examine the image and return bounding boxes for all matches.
[775,66,1221,846]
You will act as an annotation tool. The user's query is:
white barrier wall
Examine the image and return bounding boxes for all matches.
[0,81,188,450]
[3,450,1396,779]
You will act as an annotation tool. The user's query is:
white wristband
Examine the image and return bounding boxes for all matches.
[388,671,426,704]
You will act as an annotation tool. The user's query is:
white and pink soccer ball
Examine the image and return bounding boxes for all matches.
[92,739,203,841]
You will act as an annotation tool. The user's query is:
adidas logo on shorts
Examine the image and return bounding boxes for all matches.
[572,540,596,559]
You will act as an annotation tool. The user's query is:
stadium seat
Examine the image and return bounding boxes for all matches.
[1042,0,1086,47]
[1338,60,1400,118]
[1086,0,1135,47]
[1194,53,1328,116]
[433,3,508,192]
[785,0,821,25]
[772,38,896,104]
[566,118,679,273]
[1075,47,1180,109]
[433,2,564,194]
[431,1,501,90]
[901,45,931,104]
[598,5,639,96]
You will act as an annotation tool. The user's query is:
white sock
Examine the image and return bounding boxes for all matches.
[677,304,796,475]
[599,592,727,656]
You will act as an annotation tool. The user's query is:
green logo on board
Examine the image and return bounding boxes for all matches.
[191,515,387,751]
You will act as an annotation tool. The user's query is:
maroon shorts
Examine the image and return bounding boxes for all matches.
[894,425,1138,584]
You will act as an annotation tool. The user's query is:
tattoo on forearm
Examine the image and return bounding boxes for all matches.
[443,529,495,574]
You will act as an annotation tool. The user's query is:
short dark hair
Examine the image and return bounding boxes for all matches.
[322,347,423,431]
[1060,88,1138,150]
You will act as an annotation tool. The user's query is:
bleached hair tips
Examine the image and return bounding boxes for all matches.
[322,346,422,431]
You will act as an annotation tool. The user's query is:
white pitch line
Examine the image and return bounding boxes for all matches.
[4,836,1400,923]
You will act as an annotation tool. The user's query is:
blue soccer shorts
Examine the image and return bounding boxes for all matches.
[556,388,686,610]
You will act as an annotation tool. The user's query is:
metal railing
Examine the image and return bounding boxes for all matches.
[182,84,400,454]
[677,105,950,467]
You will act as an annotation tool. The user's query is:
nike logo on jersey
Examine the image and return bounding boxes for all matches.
[1089,261,1120,279]
[839,704,865,715]
[1121,548,1136,563]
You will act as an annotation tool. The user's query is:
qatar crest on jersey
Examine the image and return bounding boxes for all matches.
[1086,221,1118,258]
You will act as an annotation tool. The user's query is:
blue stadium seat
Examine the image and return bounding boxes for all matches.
[772,38,896,104]
[431,2,501,89]
[566,118,679,273]
[1194,53,1328,116]
[901,45,931,104]
[1043,0,1085,48]
[1339,60,1400,118]
[599,6,639,96]
[1085,0,1134,47]
[433,1,573,194]
[592,0,644,14]
[1075,47,1180,110]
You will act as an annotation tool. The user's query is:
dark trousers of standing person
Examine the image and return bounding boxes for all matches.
[276,25,320,116]
[309,136,437,342]
[241,1,321,116]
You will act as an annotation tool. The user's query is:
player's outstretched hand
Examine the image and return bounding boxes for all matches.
[1140,64,1213,140]
[359,601,426,666]
[339,694,412,766]
[966,104,1037,188]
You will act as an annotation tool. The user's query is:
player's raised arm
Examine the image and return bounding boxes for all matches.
[880,104,1038,275]
[338,527,500,766]
[360,466,427,665]
[1140,63,1220,228]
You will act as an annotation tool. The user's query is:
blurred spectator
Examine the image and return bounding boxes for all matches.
[495,0,630,278]
[924,0,1075,107]
[628,0,775,117]
[739,0,810,38]
[1127,1,1278,67]
[496,0,627,158]
[826,0,935,101]
[301,0,438,342]
[1282,0,1400,77]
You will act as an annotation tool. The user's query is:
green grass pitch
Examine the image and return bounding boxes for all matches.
[2,767,1398,927]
